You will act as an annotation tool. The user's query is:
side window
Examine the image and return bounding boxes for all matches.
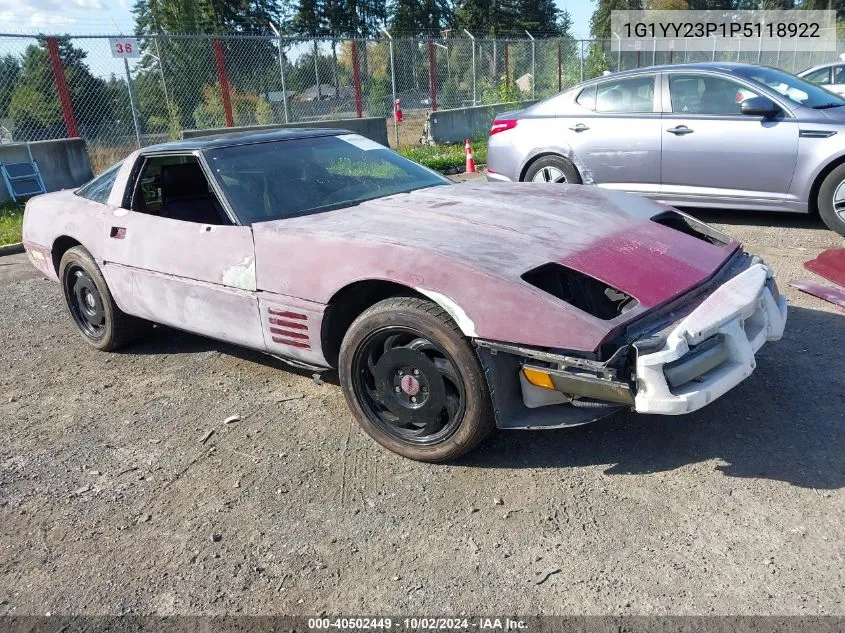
[834,66,845,84]
[131,155,230,226]
[595,76,655,113]
[75,162,122,204]
[669,74,759,115]
[576,85,596,110]
[804,67,831,85]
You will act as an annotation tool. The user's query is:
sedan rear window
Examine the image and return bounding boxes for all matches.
[595,75,655,113]
[203,135,449,225]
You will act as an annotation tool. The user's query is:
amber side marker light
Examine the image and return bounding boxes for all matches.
[522,367,555,390]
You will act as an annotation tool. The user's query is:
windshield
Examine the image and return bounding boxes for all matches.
[203,135,450,224]
[733,66,845,109]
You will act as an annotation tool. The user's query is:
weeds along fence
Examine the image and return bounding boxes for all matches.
[0,32,843,171]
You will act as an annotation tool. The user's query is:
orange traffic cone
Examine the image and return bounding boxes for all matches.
[465,138,477,174]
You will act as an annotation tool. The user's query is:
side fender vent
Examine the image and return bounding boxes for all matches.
[522,263,637,320]
[651,210,728,246]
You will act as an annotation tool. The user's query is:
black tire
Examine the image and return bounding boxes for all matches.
[59,246,151,351]
[817,163,845,237]
[523,155,582,184]
[338,297,494,462]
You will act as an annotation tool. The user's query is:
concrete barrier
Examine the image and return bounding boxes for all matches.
[425,100,539,145]
[182,117,389,146]
[0,138,93,205]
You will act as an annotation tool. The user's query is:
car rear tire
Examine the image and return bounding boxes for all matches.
[59,246,151,351]
[524,155,582,184]
[817,163,845,237]
[338,297,495,462]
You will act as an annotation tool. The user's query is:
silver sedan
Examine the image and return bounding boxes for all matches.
[487,62,845,236]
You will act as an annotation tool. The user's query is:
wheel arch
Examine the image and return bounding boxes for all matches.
[320,279,426,368]
[808,154,845,215]
[51,235,83,277]
[519,151,582,183]
[320,279,481,368]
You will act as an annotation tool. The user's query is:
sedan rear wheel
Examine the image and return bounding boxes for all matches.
[817,163,845,237]
[339,297,494,462]
[524,155,581,185]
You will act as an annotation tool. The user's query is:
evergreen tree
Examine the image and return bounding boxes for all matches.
[8,40,110,140]
[520,0,562,35]
[0,54,20,119]
[590,0,643,39]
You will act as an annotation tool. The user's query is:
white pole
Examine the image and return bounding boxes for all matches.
[464,29,476,105]
[124,58,142,148]
[380,27,398,147]
[269,22,290,123]
[525,30,535,99]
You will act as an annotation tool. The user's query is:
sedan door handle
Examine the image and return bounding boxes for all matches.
[667,125,694,135]
[569,123,589,132]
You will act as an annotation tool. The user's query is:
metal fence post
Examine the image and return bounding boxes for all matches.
[380,28,398,146]
[428,41,437,112]
[463,29,476,105]
[313,40,321,100]
[269,22,290,123]
[557,40,562,92]
[123,58,142,148]
[525,30,535,99]
[504,40,510,87]
[579,40,584,83]
[212,39,234,128]
[351,41,363,118]
[46,37,79,138]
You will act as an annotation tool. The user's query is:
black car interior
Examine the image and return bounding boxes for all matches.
[132,156,231,225]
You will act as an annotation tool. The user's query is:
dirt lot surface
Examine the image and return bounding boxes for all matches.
[1,182,844,616]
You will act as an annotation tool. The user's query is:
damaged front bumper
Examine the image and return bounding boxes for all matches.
[632,262,786,415]
[475,262,787,429]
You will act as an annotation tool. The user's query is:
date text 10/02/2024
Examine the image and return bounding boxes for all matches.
[307,618,529,630]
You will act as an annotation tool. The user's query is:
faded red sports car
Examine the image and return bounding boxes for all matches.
[23,129,787,462]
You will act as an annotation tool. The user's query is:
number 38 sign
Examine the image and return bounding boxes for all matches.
[108,38,140,58]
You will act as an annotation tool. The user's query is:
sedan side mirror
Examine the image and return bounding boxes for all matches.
[741,96,780,117]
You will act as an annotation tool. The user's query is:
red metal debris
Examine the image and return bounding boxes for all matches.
[790,279,845,313]
[804,248,845,288]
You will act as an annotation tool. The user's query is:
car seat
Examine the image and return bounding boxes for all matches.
[160,162,228,225]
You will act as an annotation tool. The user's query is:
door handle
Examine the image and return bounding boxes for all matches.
[569,123,589,132]
[667,125,694,135]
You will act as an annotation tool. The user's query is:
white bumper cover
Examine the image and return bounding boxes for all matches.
[634,263,787,415]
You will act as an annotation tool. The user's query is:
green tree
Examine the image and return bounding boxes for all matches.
[8,40,111,140]
[0,54,19,119]
[390,0,452,35]
[590,0,643,39]
[519,0,563,35]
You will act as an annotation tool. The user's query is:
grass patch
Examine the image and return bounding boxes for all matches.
[398,140,487,173]
[0,203,23,247]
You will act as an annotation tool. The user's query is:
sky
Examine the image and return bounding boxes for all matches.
[0,0,596,38]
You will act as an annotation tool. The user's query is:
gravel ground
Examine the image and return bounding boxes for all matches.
[1,183,844,616]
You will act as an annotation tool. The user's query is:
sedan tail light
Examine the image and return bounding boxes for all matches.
[490,119,518,136]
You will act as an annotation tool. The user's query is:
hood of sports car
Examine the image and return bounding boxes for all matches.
[252,182,739,352]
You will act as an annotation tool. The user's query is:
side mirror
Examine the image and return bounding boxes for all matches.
[741,96,780,117]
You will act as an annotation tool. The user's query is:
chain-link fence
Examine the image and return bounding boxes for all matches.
[2,32,845,171]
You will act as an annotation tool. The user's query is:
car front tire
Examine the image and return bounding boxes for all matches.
[59,246,151,351]
[338,297,495,462]
[817,163,845,237]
